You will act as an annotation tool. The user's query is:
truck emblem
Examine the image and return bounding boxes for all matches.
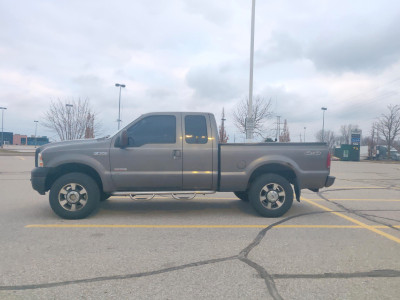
[305,151,322,156]
[94,152,108,156]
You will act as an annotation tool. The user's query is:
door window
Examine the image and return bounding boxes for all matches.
[127,115,176,147]
[185,115,208,144]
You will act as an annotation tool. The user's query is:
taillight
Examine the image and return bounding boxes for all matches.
[327,152,331,169]
[38,152,44,167]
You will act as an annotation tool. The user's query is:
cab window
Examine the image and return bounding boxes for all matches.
[185,115,208,144]
[127,115,176,147]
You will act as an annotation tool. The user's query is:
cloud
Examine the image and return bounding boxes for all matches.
[306,15,400,73]
[185,63,246,102]
[256,32,303,65]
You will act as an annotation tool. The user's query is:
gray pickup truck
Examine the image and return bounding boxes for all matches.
[31,112,335,219]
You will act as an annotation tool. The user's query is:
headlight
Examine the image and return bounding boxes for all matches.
[38,152,44,167]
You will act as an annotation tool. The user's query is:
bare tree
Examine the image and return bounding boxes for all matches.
[376,104,400,157]
[232,96,273,138]
[316,129,337,153]
[364,122,378,159]
[339,124,359,144]
[43,98,100,141]
[218,108,229,143]
[279,119,291,142]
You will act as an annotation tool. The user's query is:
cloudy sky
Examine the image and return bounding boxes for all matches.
[1,0,400,142]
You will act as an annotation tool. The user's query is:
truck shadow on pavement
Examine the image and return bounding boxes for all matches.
[98,198,259,217]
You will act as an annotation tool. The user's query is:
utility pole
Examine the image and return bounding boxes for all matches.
[246,0,256,143]
[0,107,7,148]
[115,83,126,130]
[304,127,306,143]
[321,107,327,142]
[34,120,38,148]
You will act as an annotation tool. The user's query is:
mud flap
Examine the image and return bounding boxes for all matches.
[293,178,301,202]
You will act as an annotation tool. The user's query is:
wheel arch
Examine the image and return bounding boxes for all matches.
[247,163,300,201]
[45,163,103,192]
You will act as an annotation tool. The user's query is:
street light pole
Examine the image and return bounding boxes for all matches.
[321,107,327,142]
[246,0,256,143]
[66,104,73,140]
[34,120,39,148]
[115,83,126,130]
[0,107,7,148]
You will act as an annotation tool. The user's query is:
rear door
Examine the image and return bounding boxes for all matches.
[110,113,183,191]
[182,113,214,190]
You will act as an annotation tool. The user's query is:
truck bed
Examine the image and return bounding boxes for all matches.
[219,142,330,192]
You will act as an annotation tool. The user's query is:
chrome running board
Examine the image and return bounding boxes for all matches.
[112,191,216,201]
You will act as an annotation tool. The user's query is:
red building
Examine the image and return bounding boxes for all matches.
[13,134,28,145]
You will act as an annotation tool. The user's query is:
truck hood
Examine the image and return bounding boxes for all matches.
[39,138,111,153]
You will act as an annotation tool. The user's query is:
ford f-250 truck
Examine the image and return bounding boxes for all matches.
[31,112,335,219]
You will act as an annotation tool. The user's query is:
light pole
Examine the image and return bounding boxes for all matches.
[34,120,39,148]
[66,104,73,140]
[0,107,6,148]
[115,83,126,130]
[321,107,327,142]
[304,127,306,143]
[246,0,256,143]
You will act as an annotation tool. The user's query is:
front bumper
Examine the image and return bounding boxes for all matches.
[31,167,51,195]
[325,175,335,187]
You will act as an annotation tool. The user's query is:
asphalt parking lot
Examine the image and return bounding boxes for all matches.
[0,155,399,299]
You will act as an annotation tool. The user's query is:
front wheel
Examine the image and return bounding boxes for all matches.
[49,172,100,219]
[248,174,293,218]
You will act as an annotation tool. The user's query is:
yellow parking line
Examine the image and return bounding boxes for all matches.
[324,186,384,189]
[25,224,400,229]
[307,199,400,202]
[17,157,25,160]
[302,197,400,244]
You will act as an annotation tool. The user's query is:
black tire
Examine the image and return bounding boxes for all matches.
[100,193,111,202]
[234,191,249,202]
[248,174,293,217]
[49,172,100,219]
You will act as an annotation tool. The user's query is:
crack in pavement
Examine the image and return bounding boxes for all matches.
[0,211,326,299]
[1,207,399,299]
[319,191,400,232]
[0,256,237,291]
[272,269,400,279]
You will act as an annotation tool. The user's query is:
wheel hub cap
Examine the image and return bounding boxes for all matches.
[67,191,80,204]
[267,191,279,202]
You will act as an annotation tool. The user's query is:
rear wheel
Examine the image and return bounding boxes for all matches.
[49,172,100,219]
[249,174,293,217]
[234,191,249,202]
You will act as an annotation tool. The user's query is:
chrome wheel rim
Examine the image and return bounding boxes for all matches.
[58,183,88,211]
[259,183,286,210]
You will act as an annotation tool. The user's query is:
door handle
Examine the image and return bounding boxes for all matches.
[173,150,182,159]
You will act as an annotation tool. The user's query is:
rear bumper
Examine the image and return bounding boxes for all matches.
[325,175,335,187]
[31,167,51,195]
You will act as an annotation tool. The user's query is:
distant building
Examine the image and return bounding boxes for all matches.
[27,136,49,146]
[13,134,28,145]
[1,132,13,145]
[1,132,49,146]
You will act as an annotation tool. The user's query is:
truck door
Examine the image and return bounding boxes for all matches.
[182,114,214,190]
[110,114,183,191]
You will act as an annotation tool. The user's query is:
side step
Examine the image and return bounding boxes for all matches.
[111,191,216,201]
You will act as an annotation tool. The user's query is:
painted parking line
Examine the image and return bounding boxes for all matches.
[302,197,400,245]
[25,224,400,229]
[302,198,400,202]
[17,157,25,160]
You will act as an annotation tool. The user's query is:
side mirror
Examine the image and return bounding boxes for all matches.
[119,130,129,148]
